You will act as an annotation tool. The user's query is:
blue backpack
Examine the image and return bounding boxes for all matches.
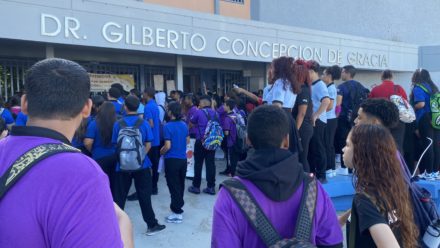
[201,109,224,151]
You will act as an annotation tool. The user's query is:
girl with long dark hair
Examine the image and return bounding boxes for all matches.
[344,124,418,248]
[410,68,439,175]
[322,65,342,177]
[84,101,117,192]
[266,56,302,155]
[291,59,313,172]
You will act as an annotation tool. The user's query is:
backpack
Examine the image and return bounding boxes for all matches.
[346,81,368,124]
[417,84,440,130]
[116,118,145,171]
[221,174,317,248]
[230,114,248,154]
[201,109,224,151]
[390,85,416,123]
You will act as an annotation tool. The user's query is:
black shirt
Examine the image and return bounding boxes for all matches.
[292,84,313,128]
[347,193,402,248]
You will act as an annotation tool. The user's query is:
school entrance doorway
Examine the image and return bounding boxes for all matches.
[183,68,246,95]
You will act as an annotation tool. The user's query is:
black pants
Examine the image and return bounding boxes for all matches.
[193,140,216,188]
[309,120,327,179]
[228,147,239,176]
[221,139,229,168]
[113,169,158,228]
[284,108,302,155]
[403,121,417,174]
[390,121,406,153]
[335,117,352,168]
[148,146,160,191]
[165,158,187,214]
[418,113,435,173]
[95,154,117,197]
[325,118,338,171]
[298,123,313,172]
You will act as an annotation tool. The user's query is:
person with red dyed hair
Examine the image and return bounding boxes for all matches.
[292,59,313,172]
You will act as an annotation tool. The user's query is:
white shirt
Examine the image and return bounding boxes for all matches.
[266,79,297,108]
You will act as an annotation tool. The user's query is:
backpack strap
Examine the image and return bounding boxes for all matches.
[0,143,80,200]
[118,119,128,128]
[294,174,318,241]
[202,109,212,121]
[134,118,144,129]
[348,200,357,248]
[417,84,430,95]
[221,178,282,247]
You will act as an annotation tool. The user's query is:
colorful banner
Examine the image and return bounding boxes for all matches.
[89,73,135,92]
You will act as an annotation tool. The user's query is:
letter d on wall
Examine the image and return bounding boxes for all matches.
[41,14,61,37]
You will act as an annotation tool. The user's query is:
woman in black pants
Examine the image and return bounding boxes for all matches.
[322,65,342,176]
[292,60,313,172]
[410,69,439,174]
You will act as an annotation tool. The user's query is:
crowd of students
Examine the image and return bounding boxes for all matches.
[1,56,440,247]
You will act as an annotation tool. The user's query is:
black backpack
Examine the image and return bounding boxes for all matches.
[221,174,317,248]
[346,81,368,125]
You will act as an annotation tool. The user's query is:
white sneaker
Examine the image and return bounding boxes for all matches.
[166,213,183,224]
[326,169,333,178]
[337,168,349,176]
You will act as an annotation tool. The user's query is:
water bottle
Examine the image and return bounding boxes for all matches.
[423,220,440,248]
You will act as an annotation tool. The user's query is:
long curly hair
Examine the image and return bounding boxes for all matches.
[350,124,418,248]
[96,101,116,146]
[292,59,310,86]
[268,56,301,94]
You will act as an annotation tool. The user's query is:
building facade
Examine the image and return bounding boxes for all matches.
[0,0,424,100]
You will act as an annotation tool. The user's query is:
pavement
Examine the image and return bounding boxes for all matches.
[124,158,228,248]
[124,158,347,248]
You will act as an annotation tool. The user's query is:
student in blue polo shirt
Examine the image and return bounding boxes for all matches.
[308,61,330,184]
[84,101,117,191]
[0,96,14,126]
[112,95,166,236]
[108,87,124,117]
[14,112,27,126]
[143,87,161,195]
[160,102,189,224]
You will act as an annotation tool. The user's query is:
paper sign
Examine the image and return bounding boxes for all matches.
[89,73,135,92]
[153,74,164,91]
[166,80,176,95]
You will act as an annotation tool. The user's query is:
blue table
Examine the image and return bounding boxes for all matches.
[321,175,355,211]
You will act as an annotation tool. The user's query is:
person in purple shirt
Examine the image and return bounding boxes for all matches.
[188,95,219,195]
[221,99,239,177]
[0,58,132,248]
[183,93,198,138]
[212,105,343,248]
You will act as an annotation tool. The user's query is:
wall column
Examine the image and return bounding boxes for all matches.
[176,55,184,91]
[214,0,220,14]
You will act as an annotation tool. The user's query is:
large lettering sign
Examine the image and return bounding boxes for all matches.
[40,13,388,67]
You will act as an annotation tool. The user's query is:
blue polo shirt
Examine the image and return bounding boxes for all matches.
[163,120,189,159]
[111,101,123,116]
[112,115,153,170]
[326,83,337,120]
[311,80,330,123]
[143,99,160,147]
[0,108,14,125]
[413,82,433,123]
[15,112,28,126]
[85,120,116,160]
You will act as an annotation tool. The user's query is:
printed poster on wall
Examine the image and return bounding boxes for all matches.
[186,138,195,177]
[153,74,164,91]
[89,73,135,92]
[166,80,176,95]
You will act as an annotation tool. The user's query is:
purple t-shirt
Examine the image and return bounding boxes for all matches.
[190,107,218,140]
[212,178,343,247]
[186,105,199,137]
[0,127,123,248]
[217,105,227,127]
[222,113,237,148]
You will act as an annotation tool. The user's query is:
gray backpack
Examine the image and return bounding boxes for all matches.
[116,118,145,172]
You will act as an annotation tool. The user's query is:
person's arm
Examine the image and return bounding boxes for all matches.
[114,203,134,248]
[234,87,259,103]
[336,95,343,107]
[312,98,331,126]
[413,87,426,110]
[338,209,351,227]
[326,99,334,112]
[414,102,425,110]
[296,105,307,130]
[84,138,94,152]
[369,224,400,248]
[160,140,171,155]
[145,142,151,154]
